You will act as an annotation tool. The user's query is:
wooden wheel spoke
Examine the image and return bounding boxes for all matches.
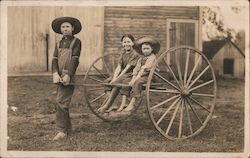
[166,98,181,135]
[154,71,181,91]
[178,99,184,138]
[92,65,108,79]
[146,47,216,140]
[186,98,203,125]
[88,76,104,83]
[151,95,180,110]
[84,53,136,122]
[189,96,211,113]
[164,59,182,89]
[192,93,215,97]
[100,96,109,107]
[189,80,214,92]
[184,99,193,134]
[102,58,111,75]
[186,55,202,86]
[175,50,183,86]
[94,96,109,111]
[187,65,210,89]
[111,55,116,72]
[184,49,190,85]
[149,89,180,94]
[90,93,106,104]
[156,97,181,125]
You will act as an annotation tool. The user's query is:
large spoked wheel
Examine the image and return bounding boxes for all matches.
[146,46,217,140]
[83,53,135,122]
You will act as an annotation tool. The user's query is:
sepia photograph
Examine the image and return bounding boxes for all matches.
[0,0,249,157]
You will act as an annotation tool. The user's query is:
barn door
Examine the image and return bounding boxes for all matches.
[166,19,199,73]
[8,7,104,74]
[8,7,50,73]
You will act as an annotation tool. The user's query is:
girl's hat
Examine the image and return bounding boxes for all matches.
[133,36,160,55]
[52,17,82,35]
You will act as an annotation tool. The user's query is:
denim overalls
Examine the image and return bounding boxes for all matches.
[55,37,76,134]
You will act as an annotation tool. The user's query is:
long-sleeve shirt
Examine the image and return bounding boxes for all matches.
[52,35,81,77]
[132,53,156,76]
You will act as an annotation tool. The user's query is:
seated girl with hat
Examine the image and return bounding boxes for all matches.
[51,16,82,140]
[121,36,160,112]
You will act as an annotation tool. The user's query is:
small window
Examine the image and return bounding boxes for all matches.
[223,59,234,75]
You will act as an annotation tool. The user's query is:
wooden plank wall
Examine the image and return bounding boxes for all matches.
[8,7,50,73]
[212,43,245,78]
[8,6,104,74]
[104,6,199,55]
[8,6,199,74]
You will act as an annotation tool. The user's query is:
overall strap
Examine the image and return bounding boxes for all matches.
[62,38,76,71]
[69,38,77,49]
[57,38,76,49]
[56,42,60,50]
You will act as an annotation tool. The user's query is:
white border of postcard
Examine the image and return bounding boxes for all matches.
[1,0,249,158]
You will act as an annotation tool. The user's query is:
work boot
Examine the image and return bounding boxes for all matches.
[52,132,67,141]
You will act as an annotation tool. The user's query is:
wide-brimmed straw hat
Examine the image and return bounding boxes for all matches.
[133,36,160,55]
[52,17,82,35]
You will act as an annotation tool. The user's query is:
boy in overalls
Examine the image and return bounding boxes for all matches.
[51,17,82,140]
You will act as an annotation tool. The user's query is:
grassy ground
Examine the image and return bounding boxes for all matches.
[7,76,244,152]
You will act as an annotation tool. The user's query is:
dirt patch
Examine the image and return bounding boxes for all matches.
[7,76,244,152]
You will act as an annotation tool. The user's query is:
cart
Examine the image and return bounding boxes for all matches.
[83,46,216,140]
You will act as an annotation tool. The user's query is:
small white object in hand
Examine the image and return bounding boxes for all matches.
[52,91,57,94]
[212,115,218,119]
[11,106,18,112]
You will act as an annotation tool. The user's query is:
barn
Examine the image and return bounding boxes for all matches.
[203,38,245,78]
[7,6,202,75]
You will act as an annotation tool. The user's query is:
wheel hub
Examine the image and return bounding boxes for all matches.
[181,87,191,97]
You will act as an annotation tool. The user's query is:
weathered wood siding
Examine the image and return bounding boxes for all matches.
[8,6,104,74]
[212,42,245,78]
[8,6,50,73]
[8,6,200,74]
[104,6,199,54]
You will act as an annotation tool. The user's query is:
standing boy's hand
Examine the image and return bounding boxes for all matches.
[53,72,61,83]
[62,74,71,85]
[129,80,135,86]
[110,79,116,84]
[110,77,118,84]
